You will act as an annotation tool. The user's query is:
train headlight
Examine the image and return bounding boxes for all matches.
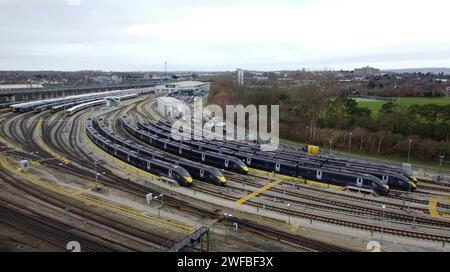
[242,165,249,172]
[409,182,417,189]
[383,184,389,190]
[412,177,418,183]
[185,176,193,183]
[218,176,226,183]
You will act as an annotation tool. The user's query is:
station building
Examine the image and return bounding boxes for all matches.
[156,97,188,117]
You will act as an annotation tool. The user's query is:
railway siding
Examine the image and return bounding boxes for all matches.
[0,145,193,234]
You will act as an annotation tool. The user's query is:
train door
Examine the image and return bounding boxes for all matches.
[246,158,252,165]
[200,169,205,178]
[179,147,182,155]
[382,175,389,184]
[316,170,322,180]
[147,161,151,170]
[225,160,229,168]
[201,153,206,162]
[164,143,167,150]
[357,178,363,187]
[168,169,173,178]
[275,163,281,173]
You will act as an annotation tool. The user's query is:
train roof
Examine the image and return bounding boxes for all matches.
[66,99,105,112]
[11,90,138,109]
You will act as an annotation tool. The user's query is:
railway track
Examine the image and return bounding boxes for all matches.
[0,169,148,252]
[44,106,219,219]
[196,183,450,243]
[0,201,124,252]
[223,217,352,252]
[115,99,450,243]
[0,110,216,251]
[0,160,177,249]
[103,104,357,252]
[223,175,450,228]
[418,178,450,188]
[244,172,450,211]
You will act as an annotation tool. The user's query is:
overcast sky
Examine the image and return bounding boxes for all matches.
[0,0,449,71]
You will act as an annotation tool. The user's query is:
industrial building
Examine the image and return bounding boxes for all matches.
[0,84,43,91]
[154,81,210,96]
[237,69,245,86]
[114,72,153,83]
[156,97,187,117]
[354,66,380,77]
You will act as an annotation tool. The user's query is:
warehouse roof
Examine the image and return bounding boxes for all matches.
[172,81,208,88]
[0,84,43,90]
[157,96,183,105]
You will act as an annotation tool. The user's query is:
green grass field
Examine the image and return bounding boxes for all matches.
[356,97,450,116]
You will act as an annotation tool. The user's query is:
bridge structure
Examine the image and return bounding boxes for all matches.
[0,82,160,107]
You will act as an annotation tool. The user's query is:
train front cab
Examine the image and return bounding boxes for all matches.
[171,166,193,186]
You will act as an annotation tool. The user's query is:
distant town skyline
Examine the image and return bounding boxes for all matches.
[0,0,449,71]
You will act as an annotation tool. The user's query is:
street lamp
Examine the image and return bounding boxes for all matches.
[224,213,229,242]
[59,163,67,181]
[286,204,291,224]
[93,160,98,173]
[381,205,386,245]
[348,132,353,153]
[164,61,168,82]
[328,140,333,156]
[407,139,412,163]
[159,194,164,207]
[439,155,445,181]
[305,126,309,143]
[95,171,106,188]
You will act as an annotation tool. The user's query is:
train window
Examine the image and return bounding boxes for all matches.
[177,167,190,178]
[236,159,246,168]
[357,178,363,187]
[316,170,322,180]
[211,168,222,177]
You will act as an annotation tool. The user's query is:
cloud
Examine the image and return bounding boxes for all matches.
[0,0,448,70]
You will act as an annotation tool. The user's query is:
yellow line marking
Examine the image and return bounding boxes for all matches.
[0,115,27,152]
[0,108,10,113]
[428,198,440,217]
[236,179,284,205]
[248,167,344,190]
[428,194,450,219]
